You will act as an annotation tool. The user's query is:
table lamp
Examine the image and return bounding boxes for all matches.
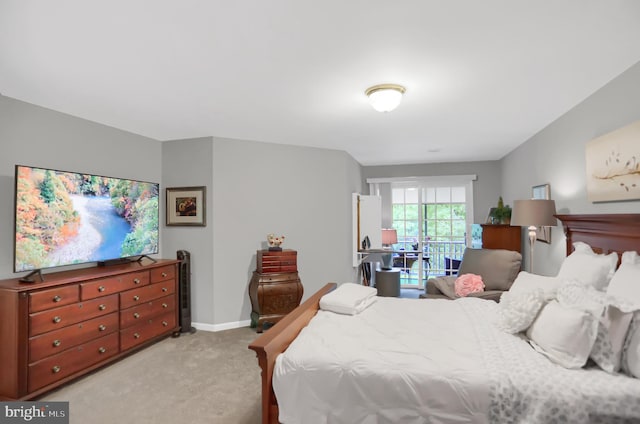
[381,228,398,270]
[510,199,557,272]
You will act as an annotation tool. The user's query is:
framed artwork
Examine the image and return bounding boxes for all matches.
[532,183,551,243]
[166,186,206,226]
[486,207,497,224]
[585,120,640,202]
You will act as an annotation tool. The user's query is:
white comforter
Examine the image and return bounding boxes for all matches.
[273,297,640,424]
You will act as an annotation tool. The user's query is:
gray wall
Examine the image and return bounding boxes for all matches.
[160,136,363,328]
[211,137,361,326]
[0,95,162,280]
[162,138,215,325]
[501,61,640,275]
[362,161,503,225]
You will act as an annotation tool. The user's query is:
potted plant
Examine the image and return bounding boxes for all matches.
[489,196,512,224]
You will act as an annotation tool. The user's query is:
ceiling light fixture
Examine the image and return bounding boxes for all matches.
[365,84,406,112]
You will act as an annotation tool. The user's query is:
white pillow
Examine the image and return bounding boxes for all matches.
[509,271,562,300]
[526,300,599,369]
[496,288,545,334]
[555,281,637,373]
[622,312,640,378]
[607,251,640,304]
[557,242,618,290]
[590,305,633,373]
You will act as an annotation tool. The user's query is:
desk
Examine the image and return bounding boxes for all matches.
[375,268,400,297]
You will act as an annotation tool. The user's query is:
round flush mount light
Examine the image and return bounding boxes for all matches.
[365,84,406,112]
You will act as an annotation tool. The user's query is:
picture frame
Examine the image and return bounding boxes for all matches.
[486,207,497,224]
[166,186,206,226]
[531,183,551,243]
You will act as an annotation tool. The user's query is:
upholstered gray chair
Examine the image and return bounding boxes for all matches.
[422,248,522,302]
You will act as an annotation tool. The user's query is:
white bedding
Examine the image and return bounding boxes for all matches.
[273,297,640,424]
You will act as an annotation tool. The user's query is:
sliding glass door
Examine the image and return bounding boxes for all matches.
[389,180,472,289]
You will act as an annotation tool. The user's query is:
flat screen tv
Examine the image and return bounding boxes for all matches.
[14,165,159,280]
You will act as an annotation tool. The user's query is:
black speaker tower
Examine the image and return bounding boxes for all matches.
[177,250,196,334]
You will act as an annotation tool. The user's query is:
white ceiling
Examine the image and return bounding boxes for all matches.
[1,1,640,166]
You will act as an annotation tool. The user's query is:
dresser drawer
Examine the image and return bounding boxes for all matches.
[255,272,300,283]
[80,271,150,300]
[258,279,303,315]
[29,312,119,363]
[29,285,80,313]
[29,295,119,337]
[120,311,176,351]
[150,265,175,283]
[28,333,119,392]
[120,295,176,329]
[120,281,175,310]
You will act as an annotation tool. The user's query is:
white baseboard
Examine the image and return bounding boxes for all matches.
[192,319,252,332]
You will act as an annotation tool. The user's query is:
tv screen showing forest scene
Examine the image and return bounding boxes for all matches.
[14,165,159,273]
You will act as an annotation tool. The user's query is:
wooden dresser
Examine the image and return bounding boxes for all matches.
[0,259,179,401]
[480,224,522,252]
[248,249,303,333]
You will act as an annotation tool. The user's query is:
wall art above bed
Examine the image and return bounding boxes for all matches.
[586,120,640,202]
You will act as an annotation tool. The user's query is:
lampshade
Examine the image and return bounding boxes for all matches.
[381,228,398,246]
[511,199,557,227]
[365,84,406,112]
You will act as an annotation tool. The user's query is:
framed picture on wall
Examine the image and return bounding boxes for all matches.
[532,183,551,243]
[166,186,206,226]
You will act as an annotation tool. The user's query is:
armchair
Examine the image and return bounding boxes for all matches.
[422,248,522,302]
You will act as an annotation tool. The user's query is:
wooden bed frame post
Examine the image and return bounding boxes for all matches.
[248,282,337,424]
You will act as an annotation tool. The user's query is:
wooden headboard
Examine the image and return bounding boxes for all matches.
[555,214,640,263]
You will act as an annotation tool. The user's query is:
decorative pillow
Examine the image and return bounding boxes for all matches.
[526,300,599,369]
[556,282,606,316]
[557,242,617,290]
[509,271,562,300]
[454,274,485,297]
[495,288,545,334]
[591,305,633,373]
[622,312,640,378]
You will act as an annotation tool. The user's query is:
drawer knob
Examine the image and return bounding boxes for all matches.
[98,304,107,311]
[98,347,106,354]
[133,333,140,339]
[52,339,61,347]
[52,365,61,373]
[161,272,168,278]
[162,303,168,308]
[53,295,62,302]
[134,278,140,284]
[162,321,168,327]
[133,313,140,319]
[98,324,107,331]
[161,287,168,292]
[52,316,61,324]
[98,286,105,292]
[133,295,140,301]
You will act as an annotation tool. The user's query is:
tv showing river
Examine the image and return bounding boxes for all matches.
[46,195,132,265]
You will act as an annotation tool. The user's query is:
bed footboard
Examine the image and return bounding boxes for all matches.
[248,282,337,424]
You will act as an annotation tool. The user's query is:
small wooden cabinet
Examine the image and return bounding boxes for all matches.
[0,259,179,401]
[480,224,522,252]
[249,250,303,333]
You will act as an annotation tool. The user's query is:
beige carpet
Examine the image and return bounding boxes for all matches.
[40,327,262,424]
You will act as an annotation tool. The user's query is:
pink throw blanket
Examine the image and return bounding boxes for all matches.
[454,273,485,297]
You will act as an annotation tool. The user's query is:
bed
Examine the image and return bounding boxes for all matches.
[248,214,640,424]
